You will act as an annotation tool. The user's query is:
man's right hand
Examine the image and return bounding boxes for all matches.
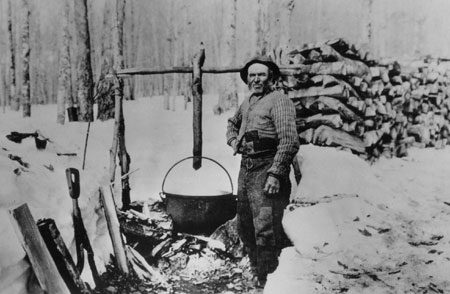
[231,139,239,156]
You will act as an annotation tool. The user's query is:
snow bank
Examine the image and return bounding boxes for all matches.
[0,95,241,293]
[0,107,114,293]
[266,145,450,293]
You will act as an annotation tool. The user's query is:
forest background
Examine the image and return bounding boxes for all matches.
[0,0,450,107]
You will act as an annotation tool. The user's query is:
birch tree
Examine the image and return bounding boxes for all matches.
[56,0,73,124]
[113,0,131,210]
[8,0,18,111]
[96,0,115,121]
[74,0,94,122]
[21,0,31,117]
[215,0,238,114]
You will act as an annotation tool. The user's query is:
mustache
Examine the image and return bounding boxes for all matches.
[248,80,269,90]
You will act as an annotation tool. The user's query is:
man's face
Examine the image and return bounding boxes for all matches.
[247,63,270,95]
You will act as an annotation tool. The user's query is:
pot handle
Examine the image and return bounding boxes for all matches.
[161,156,234,195]
[159,192,166,203]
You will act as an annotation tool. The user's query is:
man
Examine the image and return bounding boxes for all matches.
[226,55,300,286]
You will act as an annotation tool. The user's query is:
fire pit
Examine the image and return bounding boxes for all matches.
[160,156,236,235]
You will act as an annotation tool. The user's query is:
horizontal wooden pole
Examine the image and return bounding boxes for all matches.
[116,64,311,77]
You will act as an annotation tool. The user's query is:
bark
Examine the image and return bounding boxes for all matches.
[192,43,205,170]
[56,0,73,124]
[278,0,294,49]
[8,0,18,111]
[21,0,31,117]
[37,219,90,294]
[256,0,270,55]
[215,0,238,114]
[1,67,6,112]
[123,0,135,100]
[113,0,131,210]
[110,75,131,210]
[113,0,125,71]
[74,0,94,122]
[96,0,115,121]
[29,0,42,105]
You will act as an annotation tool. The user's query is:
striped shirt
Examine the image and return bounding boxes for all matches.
[227,90,300,179]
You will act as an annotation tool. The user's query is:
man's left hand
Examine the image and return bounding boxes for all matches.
[264,175,280,195]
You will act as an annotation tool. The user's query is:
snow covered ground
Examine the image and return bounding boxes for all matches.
[0,95,449,293]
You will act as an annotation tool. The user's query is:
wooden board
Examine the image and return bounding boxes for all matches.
[9,203,70,294]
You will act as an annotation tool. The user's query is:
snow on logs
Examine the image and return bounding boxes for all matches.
[279,39,450,160]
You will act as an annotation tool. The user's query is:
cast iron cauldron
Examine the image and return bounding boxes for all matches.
[160,156,236,235]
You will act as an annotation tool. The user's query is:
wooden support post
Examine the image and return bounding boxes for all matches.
[109,72,131,211]
[192,42,205,170]
[99,187,129,274]
[37,218,90,294]
[9,204,70,294]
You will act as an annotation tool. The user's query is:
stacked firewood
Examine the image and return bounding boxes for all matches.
[279,39,450,160]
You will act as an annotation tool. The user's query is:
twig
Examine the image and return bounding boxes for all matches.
[109,168,140,186]
[82,121,91,170]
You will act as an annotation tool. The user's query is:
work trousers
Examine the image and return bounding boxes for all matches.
[237,156,291,282]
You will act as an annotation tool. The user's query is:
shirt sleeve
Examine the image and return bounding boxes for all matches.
[268,95,300,179]
[226,106,242,146]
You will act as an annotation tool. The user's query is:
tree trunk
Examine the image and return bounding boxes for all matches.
[74,0,94,122]
[123,0,135,100]
[8,0,18,111]
[29,0,41,105]
[96,0,115,121]
[21,0,31,117]
[114,0,125,71]
[215,0,238,115]
[56,0,73,124]
[256,0,270,55]
[113,0,131,210]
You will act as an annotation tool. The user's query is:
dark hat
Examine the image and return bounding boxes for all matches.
[240,55,281,83]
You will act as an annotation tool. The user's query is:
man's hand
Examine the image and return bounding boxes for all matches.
[231,139,239,156]
[264,175,280,195]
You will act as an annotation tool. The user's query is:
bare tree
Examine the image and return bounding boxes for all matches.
[113,0,131,210]
[8,0,18,111]
[96,0,115,121]
[21,0,30,117]
[123,0,135,100]
[56,0,73,124]
[214,0,238,114]
[256,0,270,55]
[74,0,94,121]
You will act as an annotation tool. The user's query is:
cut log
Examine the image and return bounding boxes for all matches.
[37,218,90,294]
[312,125,366,154]
[314,96,363,122]
[126,245,170,287]
[298,113,343,130]
[299,128,314,143]
[192,43,205,170]
[9,204,70,294]
[289,84,350,100]
[98,187,129,274]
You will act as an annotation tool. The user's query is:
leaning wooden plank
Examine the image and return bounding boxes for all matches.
[99,187,129,274]
[37,218,90,294]
[313,125,366,154]
[9,203,70,294]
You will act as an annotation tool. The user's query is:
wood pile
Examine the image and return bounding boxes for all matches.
[279,39,450,160]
